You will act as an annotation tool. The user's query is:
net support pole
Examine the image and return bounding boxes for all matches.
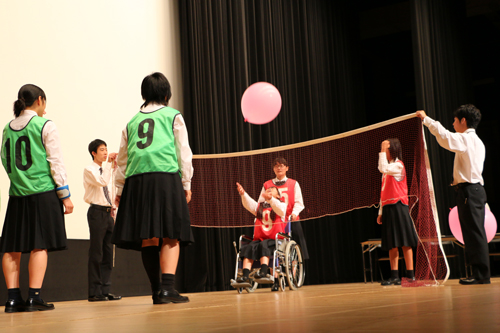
[422,125,450,284]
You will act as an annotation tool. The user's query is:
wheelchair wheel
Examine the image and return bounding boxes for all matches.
[279,275,286,292]
[237,287,243,294]
[285,240,305,290]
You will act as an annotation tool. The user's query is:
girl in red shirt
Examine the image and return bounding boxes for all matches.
[377,139,419,285]
[235,182,287,291]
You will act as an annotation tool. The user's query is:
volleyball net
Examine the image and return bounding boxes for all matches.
[189,114,449,285]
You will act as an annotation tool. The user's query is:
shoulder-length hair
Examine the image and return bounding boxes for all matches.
[387,138,402,161]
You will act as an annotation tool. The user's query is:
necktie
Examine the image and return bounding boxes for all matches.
[100,167,112,205]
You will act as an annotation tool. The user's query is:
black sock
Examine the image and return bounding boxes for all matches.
[407,270,415,279]
[390,270,399,279]
[242,268,250,278]
[141,246,161,292]
[260,264,268,275]
[28,288,41,301]
[162,273,175,292]
[7,288,22,302]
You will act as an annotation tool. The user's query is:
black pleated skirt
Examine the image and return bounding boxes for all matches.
[112,172,194,251]
[0,190,67,253]
[381,201,419,251]
[240,239,275,260]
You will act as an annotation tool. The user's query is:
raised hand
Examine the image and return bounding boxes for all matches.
[416,110,427,120]
[236,182,245,196]
[381,140,390,152]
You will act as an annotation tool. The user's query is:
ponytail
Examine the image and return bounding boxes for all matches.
[13,84,46,117]
[13,98,26,117]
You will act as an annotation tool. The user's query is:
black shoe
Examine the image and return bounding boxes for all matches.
[236,276,249,283]
[255,270,268,279]
[25,298,55,311]
[4,299,25,313]
[381,277,401,286]
[88,295,109,302]
[153,290,189,304]
[271,282,280,292]
[104,293,122,301]
[459,278,491,285]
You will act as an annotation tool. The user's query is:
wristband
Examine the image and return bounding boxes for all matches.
[56,185,71,200]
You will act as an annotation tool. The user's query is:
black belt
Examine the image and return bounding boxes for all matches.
[90,204,112,212]
[453,182,480,191]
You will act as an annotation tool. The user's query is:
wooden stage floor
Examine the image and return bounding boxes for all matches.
[1,278,499,332]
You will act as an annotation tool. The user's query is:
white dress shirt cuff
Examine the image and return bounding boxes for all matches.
[423,116,433,127]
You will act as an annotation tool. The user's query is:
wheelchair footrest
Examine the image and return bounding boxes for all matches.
[253,276,274,284]
[230,279,252,289]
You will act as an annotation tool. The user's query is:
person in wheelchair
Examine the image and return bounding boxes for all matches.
[235,182,287,291]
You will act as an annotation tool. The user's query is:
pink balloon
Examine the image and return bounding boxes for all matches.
[448,206,498,244]
[241,82,282,124]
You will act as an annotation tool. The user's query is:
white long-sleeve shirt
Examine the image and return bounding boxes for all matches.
[9,109,68,189]
[423,116,485,185]
[258,177,304,217]
[378,153,404,180]
[241,192,287,221]
[115,103,194,195]
[83,161,115,206]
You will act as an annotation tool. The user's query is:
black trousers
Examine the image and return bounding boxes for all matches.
[88,205,114,296]
[456,184,490,280]
[291,221,309,260]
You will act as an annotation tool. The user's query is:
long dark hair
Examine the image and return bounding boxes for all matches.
[387,138,402,161]
[13,84,46,117]
[256,187,281,221]
[141,72,172,108]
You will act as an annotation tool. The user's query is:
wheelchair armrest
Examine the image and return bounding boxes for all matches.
[275,232,290,252]
[238,235,253,250]
[277,232,291,240]
[240,235,253,242]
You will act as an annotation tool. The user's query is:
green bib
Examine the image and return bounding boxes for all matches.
[1,116,56,196]
[126,106,180,178]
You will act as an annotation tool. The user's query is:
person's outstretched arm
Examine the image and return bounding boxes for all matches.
[237,182,257,216]
[416,110,467,153]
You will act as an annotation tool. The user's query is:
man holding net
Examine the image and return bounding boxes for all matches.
[417,105,490,285]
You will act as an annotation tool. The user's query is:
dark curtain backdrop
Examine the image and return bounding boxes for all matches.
[411,0,472,232]
[177,0,377,292]
[175,0,493,292]
[179,0,365,155]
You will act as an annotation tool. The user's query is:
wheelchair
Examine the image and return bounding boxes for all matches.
[230,220,305,293]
